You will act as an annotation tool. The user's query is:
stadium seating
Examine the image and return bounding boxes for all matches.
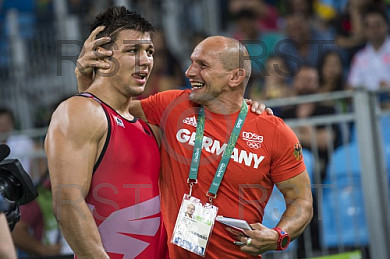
[321,142,369,247]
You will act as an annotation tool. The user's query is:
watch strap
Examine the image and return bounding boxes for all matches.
[273,227,290,250]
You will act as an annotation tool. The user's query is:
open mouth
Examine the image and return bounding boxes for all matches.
[132,72,148,80]
[191,82,205,90]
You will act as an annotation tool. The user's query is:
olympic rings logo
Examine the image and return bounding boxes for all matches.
[247,141,261,149]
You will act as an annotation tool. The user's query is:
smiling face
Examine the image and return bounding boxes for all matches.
[102,29,154,97]
[186,37,246,106]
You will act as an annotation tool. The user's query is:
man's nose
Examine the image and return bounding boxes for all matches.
[138,50,152,67]
[185,64,198,78]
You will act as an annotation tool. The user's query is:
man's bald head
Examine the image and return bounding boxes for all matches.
[197,36,251,86]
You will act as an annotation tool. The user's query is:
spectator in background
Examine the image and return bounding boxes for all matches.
[138,29,186,99]
[11,172,72,257]
[229,7,284,96]
[280,13,334,74]
[318,50,349,112]
[0,108,35,180]
[284,0,334,36]
[319,50,346,93]
[230,8,283,66]
[280,66,338,181]
[347,6,390,90]
[284,0,315,19]
[332,0,376,63]
[249,55,292,110]
[229,0,280,31]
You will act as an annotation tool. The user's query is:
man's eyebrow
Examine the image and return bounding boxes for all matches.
[123,44,137,48]
[122,40,152,45]
[196,58,209,65]
[122,43,154,49]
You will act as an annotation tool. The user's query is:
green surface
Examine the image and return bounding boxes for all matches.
[306,250,361,259]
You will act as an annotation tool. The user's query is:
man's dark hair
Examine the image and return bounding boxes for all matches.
[232,9,257,21]
[91,6,155,48]
[363,5,389,25]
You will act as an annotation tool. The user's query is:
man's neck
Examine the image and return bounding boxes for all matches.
[371,37,387,51]
[203,96,243,115]
[88,80,134,119]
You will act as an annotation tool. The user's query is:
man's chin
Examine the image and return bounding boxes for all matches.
[189,92,200,103]
[190,91,218,106]
[189,94,208,106]
[128,86,145,97]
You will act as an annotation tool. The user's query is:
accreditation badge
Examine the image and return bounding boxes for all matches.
[171,194,218,256]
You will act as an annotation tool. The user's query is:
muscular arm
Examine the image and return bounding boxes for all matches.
[45,97,109,258]
[275,170,313,239]
[240,171,313,255]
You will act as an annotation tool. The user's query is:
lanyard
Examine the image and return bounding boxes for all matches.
[188,101,248,202]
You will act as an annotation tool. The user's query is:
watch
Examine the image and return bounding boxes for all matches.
[273,227,290,250]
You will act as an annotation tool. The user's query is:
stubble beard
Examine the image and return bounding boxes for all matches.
[189,89,221,106]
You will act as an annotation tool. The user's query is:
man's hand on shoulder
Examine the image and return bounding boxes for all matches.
[245,99,274,115]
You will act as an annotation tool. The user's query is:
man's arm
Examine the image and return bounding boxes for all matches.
[239,171,313,255]
[12,220,61,256]
[273,170,313,238]
[0,214,17,259]
[45,97,109,258]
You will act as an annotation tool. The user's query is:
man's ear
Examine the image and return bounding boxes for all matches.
[229,68,246,88]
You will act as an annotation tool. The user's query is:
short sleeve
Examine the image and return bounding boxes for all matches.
[140,90,183,126]
[270,121,306,182]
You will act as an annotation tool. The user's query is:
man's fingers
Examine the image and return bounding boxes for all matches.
[92,61,110,69]
[251,102,259,113]
[239,235,255,246]
[238,235,262,255]
[256,103,265,114]
[89,26,106,41]
[79,60,110,69]
[265,107,273,115]
[92,49,113,59]
[83,47,112,60]
[249,222,265,231]
[93,37,112,50]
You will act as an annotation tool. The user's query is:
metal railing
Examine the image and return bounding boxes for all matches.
[262,88,390,259]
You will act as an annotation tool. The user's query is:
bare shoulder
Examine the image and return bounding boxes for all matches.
[48,96,107,140]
